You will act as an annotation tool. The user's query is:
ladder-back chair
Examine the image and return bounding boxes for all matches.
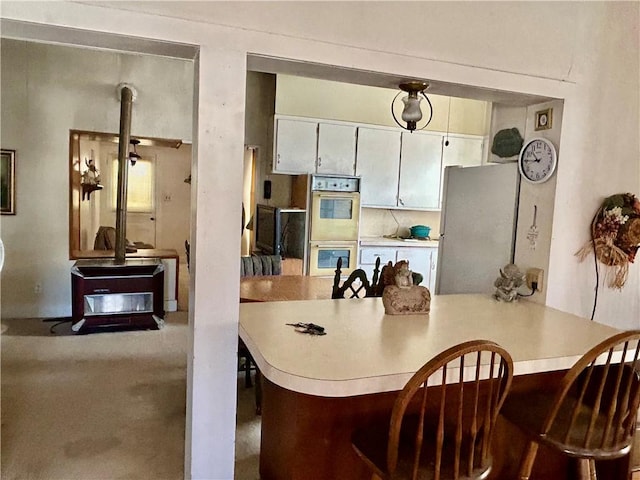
[332,256,382,299]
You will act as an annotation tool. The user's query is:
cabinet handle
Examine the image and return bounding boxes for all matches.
[318,157,322,167]
[277,153,280,164]
[399,198,405,206]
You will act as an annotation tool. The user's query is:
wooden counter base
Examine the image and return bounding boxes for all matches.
[259,372,630,480]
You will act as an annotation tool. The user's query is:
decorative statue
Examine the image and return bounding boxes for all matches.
[393,260,413,288]
[81,158,101,186]
[382,259,431,315]
[81,158,103,200]
[493,263,525,302]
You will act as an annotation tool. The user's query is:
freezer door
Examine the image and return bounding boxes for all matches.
[435,163,520,295]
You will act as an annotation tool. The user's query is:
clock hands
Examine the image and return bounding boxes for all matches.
[524,153,542,163]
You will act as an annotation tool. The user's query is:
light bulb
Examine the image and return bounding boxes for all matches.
[401,95,423,123]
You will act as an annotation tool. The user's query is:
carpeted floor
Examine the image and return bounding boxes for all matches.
[1,266,261,480]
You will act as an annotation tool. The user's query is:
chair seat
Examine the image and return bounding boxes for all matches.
[352,415,493,480]
[501,390,633,460]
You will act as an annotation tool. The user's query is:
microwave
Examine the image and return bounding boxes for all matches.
[308,241,357,277]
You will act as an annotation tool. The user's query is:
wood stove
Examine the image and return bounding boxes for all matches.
[71,258,164,333]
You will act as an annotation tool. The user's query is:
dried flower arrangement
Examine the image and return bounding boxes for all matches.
[575,193,640,289]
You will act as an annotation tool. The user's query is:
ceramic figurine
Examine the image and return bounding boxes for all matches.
[493,263,525,302]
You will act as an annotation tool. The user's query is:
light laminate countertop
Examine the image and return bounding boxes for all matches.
[359,235,439,248]
[239,294,620,398]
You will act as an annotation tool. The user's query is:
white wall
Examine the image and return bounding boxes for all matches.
[1,2,638,479]
[0,39,193,318]
[276,74,490,135]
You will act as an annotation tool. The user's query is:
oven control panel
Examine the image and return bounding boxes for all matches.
[311,175,360,192]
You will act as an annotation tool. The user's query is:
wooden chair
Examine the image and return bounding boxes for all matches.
[500,330,640,479]
[332,256,382,299]
[352,340,514,480]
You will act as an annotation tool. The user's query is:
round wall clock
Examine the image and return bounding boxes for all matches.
[518,137,557,184]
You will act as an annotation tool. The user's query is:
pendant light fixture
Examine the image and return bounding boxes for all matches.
[129,138,141,165]
[391,81,433,132]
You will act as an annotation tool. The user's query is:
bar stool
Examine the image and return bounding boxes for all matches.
[351,340,514,480]
[501,330,640,479]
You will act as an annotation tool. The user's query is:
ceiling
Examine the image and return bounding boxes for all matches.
[1,13,555,108]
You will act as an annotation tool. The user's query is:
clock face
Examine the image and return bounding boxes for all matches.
[518,138,557,184]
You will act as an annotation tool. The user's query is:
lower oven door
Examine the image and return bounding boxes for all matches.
[308,241,358,277]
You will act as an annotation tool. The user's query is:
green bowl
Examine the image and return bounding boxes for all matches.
[410,225,431,239]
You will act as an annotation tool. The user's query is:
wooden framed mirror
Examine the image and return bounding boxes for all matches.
[68,129,186,259]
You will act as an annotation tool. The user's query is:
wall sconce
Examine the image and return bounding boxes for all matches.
[391,81,433,132]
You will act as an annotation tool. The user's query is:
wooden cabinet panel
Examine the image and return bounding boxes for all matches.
[356,127,401,207]
[317,123,357,175]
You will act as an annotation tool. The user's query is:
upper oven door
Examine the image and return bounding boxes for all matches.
[310,191,360,241]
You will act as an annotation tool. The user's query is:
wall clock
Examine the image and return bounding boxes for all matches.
[518,137,557,184]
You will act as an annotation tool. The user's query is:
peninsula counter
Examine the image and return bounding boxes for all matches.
[239,294,623,479]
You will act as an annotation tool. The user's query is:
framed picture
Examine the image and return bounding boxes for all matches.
[535,108,553,131]
[1,149,16,215]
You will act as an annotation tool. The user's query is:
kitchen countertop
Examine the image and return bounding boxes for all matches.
[359,235,439,248]
[239,294,621,397]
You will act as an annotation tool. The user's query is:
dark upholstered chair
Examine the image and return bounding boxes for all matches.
[240,254,282,277]
[238,254,282,415]
[352,340,513,480]
[501,330,640,479]
[332,256,382,299]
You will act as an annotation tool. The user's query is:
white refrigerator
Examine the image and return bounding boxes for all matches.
[435,163,521,295]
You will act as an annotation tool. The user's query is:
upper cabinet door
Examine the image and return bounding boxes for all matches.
[398,132,443,210]
[273,118,318,174]
[441,134,484,168]
[316,123,357,175]
[356,127,401,207]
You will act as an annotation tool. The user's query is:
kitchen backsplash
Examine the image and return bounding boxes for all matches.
[360,208,441,239]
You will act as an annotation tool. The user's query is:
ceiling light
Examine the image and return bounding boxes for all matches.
[391,81,433,132]
[129,138,142,165]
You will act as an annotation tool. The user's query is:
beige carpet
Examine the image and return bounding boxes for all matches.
[1,285,261,480]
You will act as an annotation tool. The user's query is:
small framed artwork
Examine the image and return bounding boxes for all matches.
[1,149,16,215]
[535,108,553,131]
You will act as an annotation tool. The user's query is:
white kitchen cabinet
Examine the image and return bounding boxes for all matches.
[396,247,431,285]
[273,117,318,174]
[317,123,357,175]
[442,134,484,168]
[359,245,438,292]
[356,127,401,207]
[398,131,443,210]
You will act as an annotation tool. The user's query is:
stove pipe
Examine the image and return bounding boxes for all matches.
[114,85,134,264]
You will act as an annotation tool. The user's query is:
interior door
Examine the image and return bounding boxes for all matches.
[126,213,156,247]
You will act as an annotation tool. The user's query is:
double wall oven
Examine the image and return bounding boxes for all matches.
[307,175,361,276]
